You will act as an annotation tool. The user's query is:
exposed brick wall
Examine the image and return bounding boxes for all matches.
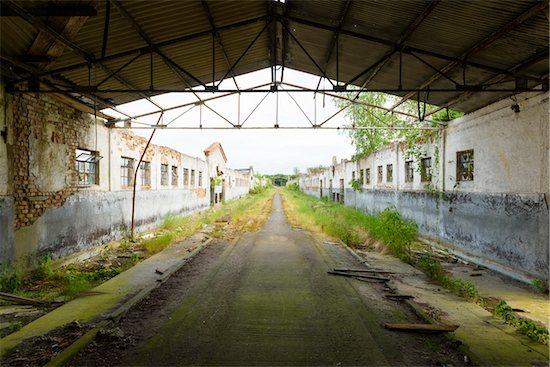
[12,93,92,229]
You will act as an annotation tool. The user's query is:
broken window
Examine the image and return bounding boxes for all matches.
[183,168,189,186]
[190,169,195,186]
[359,169,364,185]
[161,164,169,186]
[198,171,203,187]
[365,168,370,184]
[377,165,383,183]
[352,171,356,181]
[386,164,393,183]
[120,157,134,187]
[171,166,178,186]
[139,161,151,187]
[421,157,432,182]
[457,150,474,181]
[405,161,414,183]
[76,148,101,186]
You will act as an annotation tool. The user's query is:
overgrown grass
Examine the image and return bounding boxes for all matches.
[280,188,417,256]
[495,300,548,344]
[144,188,275,254]
[0,189,275,305]
[280,189,484,302]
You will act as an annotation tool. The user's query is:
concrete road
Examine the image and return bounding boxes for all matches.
[109,193,463,366]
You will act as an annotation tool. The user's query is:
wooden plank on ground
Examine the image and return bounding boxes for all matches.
[384,323,459,332]
[0,292,51,307]
[333,268,395,274]
[327,271,390,281]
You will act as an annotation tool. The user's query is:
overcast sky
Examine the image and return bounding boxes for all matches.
[102,68,355,175]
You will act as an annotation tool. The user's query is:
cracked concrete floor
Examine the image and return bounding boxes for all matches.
[71,193,467,366]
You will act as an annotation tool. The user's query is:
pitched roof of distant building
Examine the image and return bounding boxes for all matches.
[204,142,227,162]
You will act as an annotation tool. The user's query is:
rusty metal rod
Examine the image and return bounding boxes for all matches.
[131,112,164,241]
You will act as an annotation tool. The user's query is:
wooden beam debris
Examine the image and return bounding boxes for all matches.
[327,271,390,282]
[0,292,61,307]
[333,268,395,274]
[384,323,459,333]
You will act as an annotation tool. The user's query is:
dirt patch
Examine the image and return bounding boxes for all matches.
[2,321,90,366]
[67,240,231,367]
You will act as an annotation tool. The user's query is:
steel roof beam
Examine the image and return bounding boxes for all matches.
[282,14,545,84]
[347,0,440,88]
[318,0,352,87]
[423,48,550,118]
[13,15,266,83]
[111,0,204,88]
[6,0,163,111]
[201,0,239,89]
[0,5,97,17]
[388,1,549,112]
[0,54,131,119]
[4,1,93,61]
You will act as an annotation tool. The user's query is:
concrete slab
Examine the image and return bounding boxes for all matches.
[358,250,549,366]
[0,233,212,357]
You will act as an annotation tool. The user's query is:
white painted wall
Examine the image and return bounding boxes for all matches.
[444,92,548,194]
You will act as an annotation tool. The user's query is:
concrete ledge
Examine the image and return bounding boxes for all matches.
[0,234,213,357]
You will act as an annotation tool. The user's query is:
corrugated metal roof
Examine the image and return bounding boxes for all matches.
[0,0,547,115]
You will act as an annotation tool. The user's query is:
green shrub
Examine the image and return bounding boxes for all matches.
[0,263,20,293]
[39,253,54,278]
[287,183,300,191]
[531,279,547,293]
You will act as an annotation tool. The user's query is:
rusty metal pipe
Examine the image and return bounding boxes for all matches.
[131,112,164,241]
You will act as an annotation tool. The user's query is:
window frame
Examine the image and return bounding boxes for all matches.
[405,160,414,183]
[183,168,189,186]
[386,164,393,183]
[420,157,432,182]
[171,165,178,187]
[365,168,371,184]
[377,165,383,183]
[139,161,151,187]
[120,157,134,188]
[456,149,474,181]
[76,148,100,186]
[160,164,169,186]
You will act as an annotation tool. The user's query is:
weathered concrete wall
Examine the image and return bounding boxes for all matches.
[0,197,14,263]
[300,92,549,282]
[14,189,209,266]
[444,92,548,194]
[346,189,549,282]
[0,88,252,268]
[0,84,12,196]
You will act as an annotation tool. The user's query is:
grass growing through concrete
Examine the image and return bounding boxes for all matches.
[280,188,550,345]
[1,188,275,306]
[280,187,417,257]
[142,187,275,253]
[495,300,548,344]
[280,189,483,302]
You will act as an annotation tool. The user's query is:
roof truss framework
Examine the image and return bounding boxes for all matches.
[0,0,547,121]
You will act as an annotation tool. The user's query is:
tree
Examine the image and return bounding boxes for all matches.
[335,91,462,161]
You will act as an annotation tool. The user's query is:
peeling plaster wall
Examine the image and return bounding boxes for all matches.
[300,92,549,282]
[1,90,251,268]
[346,189,548,282]
[0,85,14,261]
[15,190,208,263]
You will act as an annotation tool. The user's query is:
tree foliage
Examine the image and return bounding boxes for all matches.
[335,91,462,161]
